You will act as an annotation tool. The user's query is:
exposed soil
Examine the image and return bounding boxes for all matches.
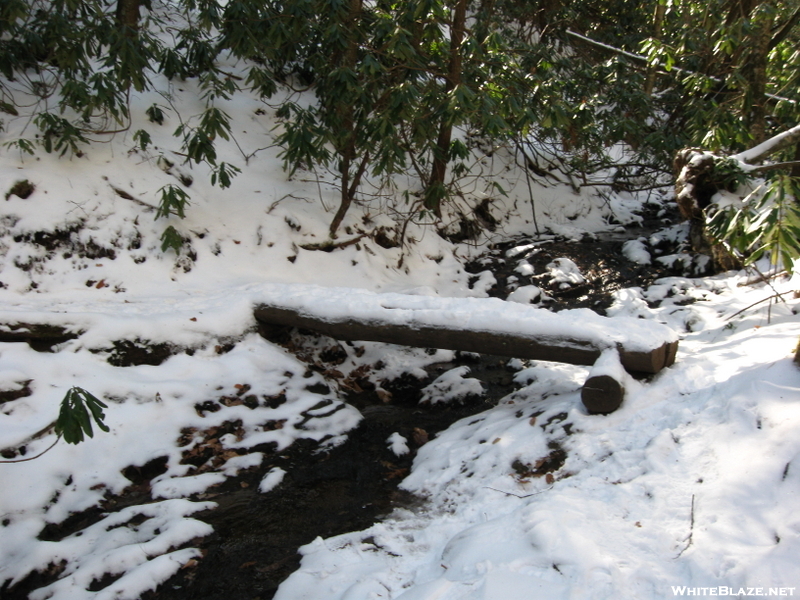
[466,234,676,314]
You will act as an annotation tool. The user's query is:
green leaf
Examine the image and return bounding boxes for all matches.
[146,104,165,125]
[55,387,109,445]
[156,184,191,220]
[133,129,152,151]
[160,225,185,253]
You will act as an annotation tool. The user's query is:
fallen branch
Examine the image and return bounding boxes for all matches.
[750,160,800,174]
[725,290,795,321]
[0,434,60,463]
[734,123,800,165]
[484,485,553,498]
[299,234,366,252]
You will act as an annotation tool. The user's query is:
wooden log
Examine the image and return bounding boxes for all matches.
[580,348,629,414]
[253,286,679,375]
[581,374,625,415]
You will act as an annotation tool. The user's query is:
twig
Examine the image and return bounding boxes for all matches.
[484,485,554,498]
[299,234,366,252]
[108,185,158,211]
[725,290,795,321]
[0,435,61,463]
[738,270,787,286]
[675,494,695,558]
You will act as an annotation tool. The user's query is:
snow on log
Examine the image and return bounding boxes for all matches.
[253,285,678,375]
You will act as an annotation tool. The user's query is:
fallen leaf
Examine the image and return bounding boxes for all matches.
[412,427,429,446]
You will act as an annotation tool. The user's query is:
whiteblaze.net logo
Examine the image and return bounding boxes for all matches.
[672,587,796,597]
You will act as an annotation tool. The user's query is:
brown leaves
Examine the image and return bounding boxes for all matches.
[179,420,246,472]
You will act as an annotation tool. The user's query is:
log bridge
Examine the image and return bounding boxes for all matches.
[253,285,679,414]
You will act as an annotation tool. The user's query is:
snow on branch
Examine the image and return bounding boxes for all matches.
[733,123,800,165]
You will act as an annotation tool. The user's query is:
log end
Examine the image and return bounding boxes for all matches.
[581,374,625,415]
[619,340,679,374]
[663,340,679,369]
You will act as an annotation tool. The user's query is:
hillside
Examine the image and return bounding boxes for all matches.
[1,69,799,600]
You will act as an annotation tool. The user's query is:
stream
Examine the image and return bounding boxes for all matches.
[3,220,684,600]
[142,227,679,600]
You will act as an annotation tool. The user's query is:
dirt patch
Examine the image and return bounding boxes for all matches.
[6,179,35,200]
[0,380,33,404]
[0,322,83,351]
[139,383,498,600]
[12,224,118,261]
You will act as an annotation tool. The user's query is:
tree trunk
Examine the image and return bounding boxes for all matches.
[675,124,800,271]
[328,0,363,238]
[425,0,467,218]
[742,4,774,144]
[116,0,141,34]
[644,0,667,97]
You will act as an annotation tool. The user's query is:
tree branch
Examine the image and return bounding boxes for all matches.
[734,123,800,164]
[750,160,800,173]
[770,3,800,50]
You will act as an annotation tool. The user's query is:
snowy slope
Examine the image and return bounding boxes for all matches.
[0,67,798,600]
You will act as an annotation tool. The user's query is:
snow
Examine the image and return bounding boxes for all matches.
[545,257,586,287]
[276,295,800,600]
[419,366,485,405]
[506,284,544,305]
[0,49,799,600]
[622,238,652,265]
[259,467,287,493]
[387,433,410,457]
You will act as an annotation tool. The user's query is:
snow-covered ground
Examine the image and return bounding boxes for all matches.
[0,71,798,600]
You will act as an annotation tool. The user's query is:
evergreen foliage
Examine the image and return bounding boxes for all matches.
[0,0,798,242]
[707,173,800,273]
[55,387,110,445]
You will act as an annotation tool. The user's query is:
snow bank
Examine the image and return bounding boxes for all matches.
[275,277,800,600]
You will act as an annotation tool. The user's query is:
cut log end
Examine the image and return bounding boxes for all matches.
[581,374,625,415]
